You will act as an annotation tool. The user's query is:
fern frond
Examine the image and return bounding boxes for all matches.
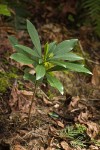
[81,0,100,36]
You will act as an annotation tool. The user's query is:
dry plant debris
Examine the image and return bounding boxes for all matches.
[0,8,100,149]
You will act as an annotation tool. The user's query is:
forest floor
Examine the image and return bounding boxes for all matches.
[0,2,100,150]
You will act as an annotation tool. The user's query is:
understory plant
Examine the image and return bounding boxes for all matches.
[77,0,100,37]
[9,20,92,124]
[59,124,88,148]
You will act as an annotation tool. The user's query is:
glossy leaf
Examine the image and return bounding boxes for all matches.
[10,53,34,64]
[50,52,83,61]
[23,71,36,83]
[49,60,92,74]
[15,44,40,58]
[44,43,49,61]
[48,41,56,54]
[47,65,67,72]
[33,47,42,58]
[36,65,46,80]
[27,20,41,57]
[49,112,59,118]
[65,62,92,74]
[46,73,64,95]
[53,39,78,55]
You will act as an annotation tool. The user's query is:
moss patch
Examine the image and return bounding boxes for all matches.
[0,68,18,93]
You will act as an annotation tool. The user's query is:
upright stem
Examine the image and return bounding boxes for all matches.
[28,82,37,125]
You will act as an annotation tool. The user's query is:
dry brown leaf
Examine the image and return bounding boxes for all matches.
[20,90,33,96]
[46,148,56,150]
[77,110,90,124]
[9,81,20,110]
[68,96,80,111]
[40,147,45,150]
[43,96,52,105]
[13,144,26,150]
[60,141,72,150]
[56,121,64,128]
[49,126,58,136]
[47,137,60,149]
[89,145,99,150]
[86,121,99,139]
[54,103,60,108]
[91,65,100,87]
[9,82,36,114]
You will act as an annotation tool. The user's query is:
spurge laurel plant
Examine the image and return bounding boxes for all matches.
[9,20,92,124]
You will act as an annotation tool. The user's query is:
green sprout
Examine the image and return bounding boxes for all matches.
[9,20,92,124]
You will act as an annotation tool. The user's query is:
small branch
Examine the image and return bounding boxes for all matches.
[28,81,37,125]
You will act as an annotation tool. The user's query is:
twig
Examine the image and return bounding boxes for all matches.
[28,81,37,125]
[78,41,100,65]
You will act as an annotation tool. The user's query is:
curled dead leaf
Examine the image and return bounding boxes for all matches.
[61,141,72,150]
[49,126,58,136]
[54,103,59,108]
[56,121,64,128]
[91,65,100,87]
[77,110,90,124]
[20,90,33,96]
[43,96,52,105]
[89,145,99,150]
[68,96,80,111]
[86,121,99,139]
[13,144,26,150]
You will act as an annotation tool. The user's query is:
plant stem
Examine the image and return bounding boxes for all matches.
[28,82,37,125]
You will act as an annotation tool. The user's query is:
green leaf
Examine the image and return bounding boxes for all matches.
[0,4,11,16]
[23,70,36,83]
[8,36,26,53]
[27,20,41,57]
[47,65,67,72]
[10,53,34,64]
[50,60,66,68]
[46,73,64,95]
[44,42,49,61]
[50,52,83,61]
[48,41,56,54]
[36,65,46,80]
[49,60,92,74]
[33,47,42,58]
[15,44,40,58]
[65,62,92,74]
[49,112,59,118]
[8,36,18,47]
[53,39,78,55]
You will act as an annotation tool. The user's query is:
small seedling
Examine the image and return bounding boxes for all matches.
[9,20,92,124]
[59,124,88,148]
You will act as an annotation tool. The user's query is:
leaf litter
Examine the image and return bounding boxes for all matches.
[0,7,100,150]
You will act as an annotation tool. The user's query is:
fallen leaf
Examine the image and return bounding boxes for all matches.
[40,147,45,150]
[68,96,80,111]
[20,90,33,96]
[9,80,20,110]
[46,148,56,150]
[91,65,100,87]
[49,126,58,136]
[43,96,52,105]
[9,81,36,114]
[54,103,59,108]
[89,145,99,150]
[13,144,26,150]
[77,110,90,124]
[60,141,72,150]
[56,121,64,128]
[86,121,99,139]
